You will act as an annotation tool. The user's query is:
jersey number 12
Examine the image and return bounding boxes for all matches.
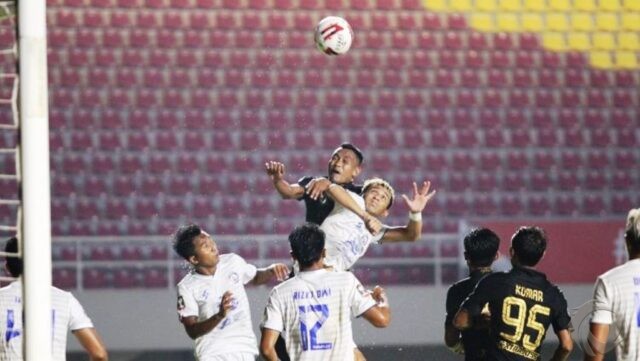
[299,304,333,351]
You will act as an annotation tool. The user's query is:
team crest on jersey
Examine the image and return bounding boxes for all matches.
[229,272,239,284]
[177,296,185,310]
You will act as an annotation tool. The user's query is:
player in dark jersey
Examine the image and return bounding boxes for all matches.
[265,143,364,225]
[454,226,573,361]
[445,228,500,360]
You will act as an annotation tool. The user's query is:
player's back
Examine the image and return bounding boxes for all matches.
[0,281,93,361]
[264,269,375,361]
[465,267,571,361]
[445,270,492,360]
[592,258,640,360]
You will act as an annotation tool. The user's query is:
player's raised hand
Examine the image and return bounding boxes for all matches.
[402,180,436,213]
[217,291,234,317]
[268,263,290,282]
[265,161,286,182]
[364,215,383,235]
[305,177,331,200]
[371,285,389,307]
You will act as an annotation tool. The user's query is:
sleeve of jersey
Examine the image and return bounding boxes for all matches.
[590,277,613,325]
[261,289,284,332]
[296,176,313,201]
[460,277,492,317]
[67,293,94,331]
[444,286,460,326]
[551,287,572,332]
[177,283,199,319]
[348,274,377,317]
[231,254,258,285]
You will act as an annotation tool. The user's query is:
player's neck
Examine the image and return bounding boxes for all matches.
[470,266,492,273]
[195,265,217,276]
[299,261,325,272]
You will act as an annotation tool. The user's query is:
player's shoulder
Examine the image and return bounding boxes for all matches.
[219,252,248,267]
[598,259,640,282]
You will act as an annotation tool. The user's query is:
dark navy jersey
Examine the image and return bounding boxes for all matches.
[445,269,492,361]
[461,267,571,361]
[297,176,363,225]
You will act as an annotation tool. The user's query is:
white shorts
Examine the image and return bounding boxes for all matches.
[199,353,256,361]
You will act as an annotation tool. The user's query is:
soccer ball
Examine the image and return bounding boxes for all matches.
[314,16,353,55]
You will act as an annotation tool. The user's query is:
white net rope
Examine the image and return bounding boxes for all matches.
[0,0,20,281]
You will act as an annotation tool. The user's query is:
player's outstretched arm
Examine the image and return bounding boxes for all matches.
[251,263,290,285]
[584,323,608,361]
[550,329,573,361]
[265,161,305,199]
[73,327,109,361]
[382,181,436,243]
[259,328,280,361]
[181,291,234,339]
[325,184,382,234]
[362,286,391,328]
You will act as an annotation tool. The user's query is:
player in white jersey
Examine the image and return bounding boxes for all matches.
[260,223,390,361]
[0,237,108,361]
[320,177,436,271]
[173,224,289,361]
[586,208,640,361]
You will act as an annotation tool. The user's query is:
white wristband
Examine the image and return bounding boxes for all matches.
[409,212,422,222]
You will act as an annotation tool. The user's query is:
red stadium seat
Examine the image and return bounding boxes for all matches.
[557,171,579,191]
[139,175,163,197]
[83,268,111,289]
[555,195,577,216]
[143,267,168,288]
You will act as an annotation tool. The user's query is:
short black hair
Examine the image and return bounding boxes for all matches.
[463,228,500,267]
[337,143,364,164]
[511,226,547,267]
[4,237,22,277]
[173,224,203,260]
[289,223,325,269]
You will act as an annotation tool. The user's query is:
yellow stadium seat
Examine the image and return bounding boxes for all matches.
[470,13,495,31]
[621,13,640,31]
[547,13,569,31]
[571,13,594,31]
[598,0,620,11]
[450,0,473,11]
[497,13,521,31]
[622,0,640,11]
[593,32,616,50]
[523,0,545,11]
[548,0,570,11]
[615,51,638,68]
[543,32,566,50]
[574,0,596,11]
[498,0,521,11]
[424,0,447,11]
[522,13,544,31]
[618,32,640,50]
[590,51,612,68]
[567,33,591,50]
[476,0,497,11]
[596,13,619,31]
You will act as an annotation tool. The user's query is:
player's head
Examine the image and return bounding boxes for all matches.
[625,208,640,256]
[289,223,325,270]
[362,178,394,217]
[4,237,22,277]
[328,143,363,184]
[463,228,500,268]
[510,226,547,267]
[173,224,219,268]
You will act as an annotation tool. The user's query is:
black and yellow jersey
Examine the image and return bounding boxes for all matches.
[461,266,571,361]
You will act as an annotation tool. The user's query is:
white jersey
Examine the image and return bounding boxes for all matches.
[0,281,94,361]
[591,258,640,361]
[320,190,385,271]
[177,253,258,360]
[261,269,377,361]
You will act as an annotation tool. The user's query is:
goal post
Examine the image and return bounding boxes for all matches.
[18,0,52,357]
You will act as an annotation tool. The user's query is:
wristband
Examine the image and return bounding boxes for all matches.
[409,211,422,222]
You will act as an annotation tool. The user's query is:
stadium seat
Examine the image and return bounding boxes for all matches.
[53,268,77,290]
[143,267,168,288]
[557,171,579,191]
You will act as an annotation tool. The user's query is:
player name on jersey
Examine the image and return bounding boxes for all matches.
[293,288,332,300]
[498,340,539,361]
[514,284,544,302]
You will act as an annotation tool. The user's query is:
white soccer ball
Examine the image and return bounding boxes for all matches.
[314,16,353,55]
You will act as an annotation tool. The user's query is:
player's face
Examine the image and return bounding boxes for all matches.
[364,185,391,217]
[328,148,361,184]
[191,232,220,268]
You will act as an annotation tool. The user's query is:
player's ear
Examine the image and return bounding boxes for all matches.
[188,255,198,266]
